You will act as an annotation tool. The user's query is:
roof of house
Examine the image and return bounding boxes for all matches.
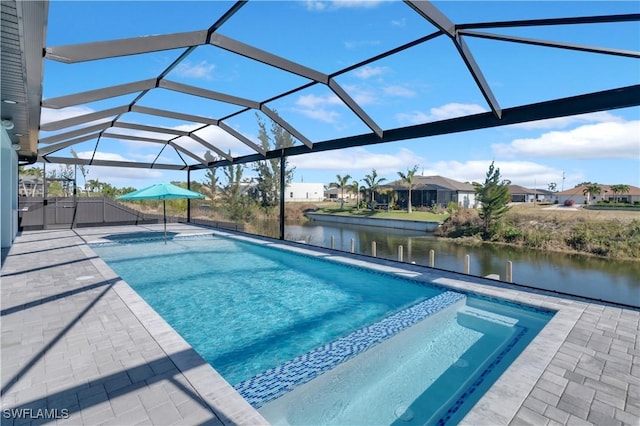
[508,185,554,196]
[385,175,475,192]
[556,184,640,196]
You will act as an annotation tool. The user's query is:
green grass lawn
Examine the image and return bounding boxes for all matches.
[318,207,449,222]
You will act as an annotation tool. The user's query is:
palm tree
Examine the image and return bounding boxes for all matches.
[611,184,631,203]
[19,165,43,178]
[363,169,386,210]
[349,180,360,210]
[86,179,101,195]
[329,174,352,209]
[397,165,419,213]
[609,186,618,202]
[582,183,601,205]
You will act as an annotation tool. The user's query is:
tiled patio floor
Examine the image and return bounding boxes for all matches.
[1,224,638,425]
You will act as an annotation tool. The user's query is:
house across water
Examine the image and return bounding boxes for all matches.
[556,184,640,205]
[383,175,477,209]
[507,184,554,203]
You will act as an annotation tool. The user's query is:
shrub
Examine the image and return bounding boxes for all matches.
[501,226,523,243]
[431,204,446,215]
[435,208,483,238]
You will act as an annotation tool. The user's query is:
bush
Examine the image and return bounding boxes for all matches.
[500,226,523,243]
[435,208,483,238]
[591,201,637,208]
[446,201,459,215]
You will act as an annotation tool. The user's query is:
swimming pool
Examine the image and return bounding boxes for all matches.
[91,233,553,425]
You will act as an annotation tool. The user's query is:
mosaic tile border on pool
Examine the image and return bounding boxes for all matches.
[234,290,466,408]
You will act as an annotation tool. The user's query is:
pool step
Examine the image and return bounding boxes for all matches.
[458,306,519,327]
[234,290,466,408]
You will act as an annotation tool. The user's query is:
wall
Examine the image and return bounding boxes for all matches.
[285,182,324,202]
[305,213,442,232]
[1,128,18,248]
[458,192,477,209]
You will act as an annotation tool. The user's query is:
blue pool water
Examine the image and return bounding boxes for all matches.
[91,234,553,425]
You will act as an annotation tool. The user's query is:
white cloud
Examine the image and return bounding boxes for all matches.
[396,103,488,125]
[343,40,382,50]
[493,120,640,159]
[40,105,95,125]
[391,18,406,27]
[40,105,115,134]
[174,60,216,80]
[189,125,256,157]
[71,151,165,186]
[383,85,416,98]
[332,0,383,8]
[351,89,377,106]
[354,66,386,79]
[395,110,430,125]
[290,147,423,176]
[296,93,342,109]
[297,108,341,123]
[305,0,383,11]
[78,151,126,162]
[294,93,344,123]
[427,103,488,121]
[304,0,327,11]
[508,111,624,130]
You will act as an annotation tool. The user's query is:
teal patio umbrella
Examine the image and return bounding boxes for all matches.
[117,182,205,243]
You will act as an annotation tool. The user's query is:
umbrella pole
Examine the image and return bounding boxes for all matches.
[163,199,167,244]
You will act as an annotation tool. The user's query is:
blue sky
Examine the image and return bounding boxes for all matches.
[39,1,639,191]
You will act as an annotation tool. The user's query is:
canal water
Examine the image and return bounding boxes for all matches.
[279,221,640,308]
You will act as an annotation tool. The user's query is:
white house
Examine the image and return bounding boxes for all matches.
[556,184,640,205]
[508,185,554,203]
[285,182,324,202]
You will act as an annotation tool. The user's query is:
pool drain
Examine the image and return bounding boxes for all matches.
[394,405,414,422]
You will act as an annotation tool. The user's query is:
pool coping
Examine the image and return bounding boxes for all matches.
[83,226,584,425]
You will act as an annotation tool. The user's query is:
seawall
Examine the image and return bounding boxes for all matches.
[305,212,442,232]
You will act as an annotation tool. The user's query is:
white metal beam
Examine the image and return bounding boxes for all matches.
[45,30,209,63]
[40,106,130,131]
[42,79,158,109]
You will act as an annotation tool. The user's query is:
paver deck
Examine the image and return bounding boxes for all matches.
[1,224,638,425]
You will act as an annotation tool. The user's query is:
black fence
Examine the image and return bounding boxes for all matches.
[17,197,160,230]
[17,197,244,232]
